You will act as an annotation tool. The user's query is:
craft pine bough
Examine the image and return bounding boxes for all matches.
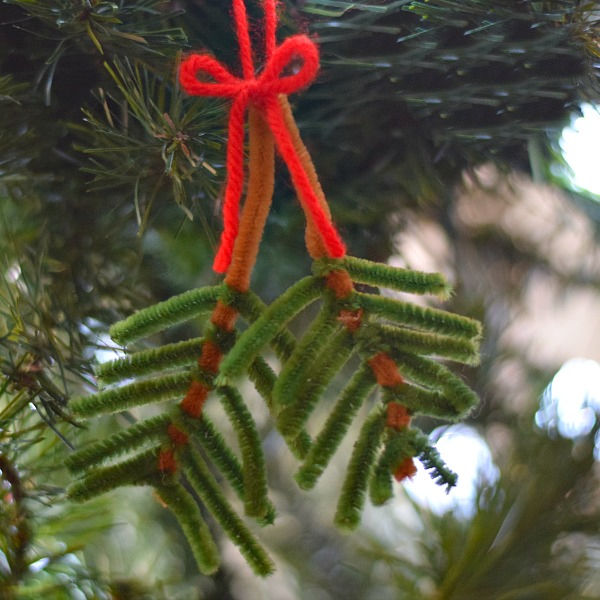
[67,0,482,577]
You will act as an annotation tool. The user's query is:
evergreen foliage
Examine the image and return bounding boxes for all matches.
[1,0,599,595]
[297,0,598,199]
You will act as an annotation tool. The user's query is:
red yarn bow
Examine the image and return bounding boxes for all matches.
[179,0,346,273]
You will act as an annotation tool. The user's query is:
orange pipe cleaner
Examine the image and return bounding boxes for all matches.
[179,0,346,273]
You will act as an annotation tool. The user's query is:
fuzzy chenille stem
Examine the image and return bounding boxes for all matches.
[155,481,220,575]
[223,108,275,293]
[156,108,276,524]
[277,96,334,260]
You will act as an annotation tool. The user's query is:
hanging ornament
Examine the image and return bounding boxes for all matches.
[67,0,481,577]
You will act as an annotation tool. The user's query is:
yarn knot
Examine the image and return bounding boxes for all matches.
[179,35,319,105]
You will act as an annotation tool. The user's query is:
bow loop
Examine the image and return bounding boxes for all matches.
[179,54,242,98]
[258,35,320,96]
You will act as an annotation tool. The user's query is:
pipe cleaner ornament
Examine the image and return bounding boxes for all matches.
[67,0,481,577]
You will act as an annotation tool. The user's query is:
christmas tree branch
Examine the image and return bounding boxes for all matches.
[0,453,30,584]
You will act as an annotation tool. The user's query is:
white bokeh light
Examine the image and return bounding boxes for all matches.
[560,103,600,197]
[94,332,125,365]
[403,424,499,518]
[535,358,600,447]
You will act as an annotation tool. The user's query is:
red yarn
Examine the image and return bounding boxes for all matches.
[179,0,346,273]
[386,402,411,430]
[158,449,178,474]
[393,457,417,482]
[167,424,189,446]
[325,269,354,299]
[337,308,363,332]
[367,353,405,388]
[181,380,208,418]
[233,0,254,78]
[264,0,277,59]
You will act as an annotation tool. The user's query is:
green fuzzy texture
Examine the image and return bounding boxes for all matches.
[341,256,451,298]
[390,352,479,418]
[65,257,480,567]
[175,412,276,525]
[154,482,220,575]
[218,276,322,383]
[368,460,393,507]
[109,285,223,345]
[271,329,297,364]
[277,328,355,441]
[217,386,270,520]
[176,413,244,497]
[369,429,419,506]
[247,356,277,413]
[70,372,192,417]
[204,321,238,355]
[96,338,205,385]
[368,323,480,365]
[295,363,377,490]
[66,413,171,473]
[384,385,457,419]
[67,448,158,502]
[246,354,313,471]
[182,446,275,577]
[215,284,244,310]
[230,288,297,362]
[273,300,339,410]
[287,430,313,460]
[413,431,457,491]
[356,292,482,340]
[334,408,386,531]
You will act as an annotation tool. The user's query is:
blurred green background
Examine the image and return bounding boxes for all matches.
[1,1,600,598]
